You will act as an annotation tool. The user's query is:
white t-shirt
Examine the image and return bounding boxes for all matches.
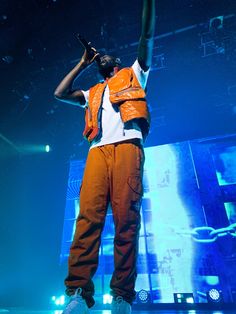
[82,60,149,148]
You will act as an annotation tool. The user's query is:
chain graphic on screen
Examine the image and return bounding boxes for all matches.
[176,223,236,243]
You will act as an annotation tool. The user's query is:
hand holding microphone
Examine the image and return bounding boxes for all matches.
[77,34,100,65]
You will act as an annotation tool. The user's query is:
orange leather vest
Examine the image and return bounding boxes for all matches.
[83,67,150,142]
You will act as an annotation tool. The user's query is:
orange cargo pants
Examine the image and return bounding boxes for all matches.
[65,139,145,308]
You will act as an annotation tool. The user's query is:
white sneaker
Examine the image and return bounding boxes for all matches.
[111,296,131,314]
[62,288,89,314]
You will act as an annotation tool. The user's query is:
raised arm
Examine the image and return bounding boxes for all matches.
[54,49,98,106]
[138,0,156,71]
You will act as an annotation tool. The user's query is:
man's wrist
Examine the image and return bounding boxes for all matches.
[78,59,89,68]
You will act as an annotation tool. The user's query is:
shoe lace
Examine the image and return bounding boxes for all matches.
[114,295,124,311]
[66,288,84,311]
[116,296,124,304]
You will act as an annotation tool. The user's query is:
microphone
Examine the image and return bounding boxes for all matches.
[76,34,100,61]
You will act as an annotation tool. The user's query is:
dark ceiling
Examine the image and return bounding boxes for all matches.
[0,0,236,159]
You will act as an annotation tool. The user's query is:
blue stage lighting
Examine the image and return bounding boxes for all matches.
[186,297,194,304]
[174,293,194,304]
[207,288,223,303]
[51,295,65,307]
[137,289,150,303]
[103,293,113,304]
[45,144,50,152]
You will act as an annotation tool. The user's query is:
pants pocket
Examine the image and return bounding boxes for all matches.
[127,175,143,224]
[127,175,143,201]
[135,145,145,171]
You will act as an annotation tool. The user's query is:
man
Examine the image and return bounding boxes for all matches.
[54,1,155,313]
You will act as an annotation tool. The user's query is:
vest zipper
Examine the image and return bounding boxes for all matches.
[112,87,140,96]
[87,106,92,121]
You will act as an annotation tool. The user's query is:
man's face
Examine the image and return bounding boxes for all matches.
[98,55,121,79]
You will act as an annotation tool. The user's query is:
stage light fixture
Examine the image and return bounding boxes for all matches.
[137,289,150,303]
[174,293,194,304]
[207,288,223,303]
[45,144,50,152]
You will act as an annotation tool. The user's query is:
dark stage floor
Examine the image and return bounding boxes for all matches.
[1,309,236,314]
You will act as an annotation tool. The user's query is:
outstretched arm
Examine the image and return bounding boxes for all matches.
[138,0,156,71]
[54,49,98,106]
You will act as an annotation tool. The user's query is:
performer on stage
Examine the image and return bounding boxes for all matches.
[54,1,155,313]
